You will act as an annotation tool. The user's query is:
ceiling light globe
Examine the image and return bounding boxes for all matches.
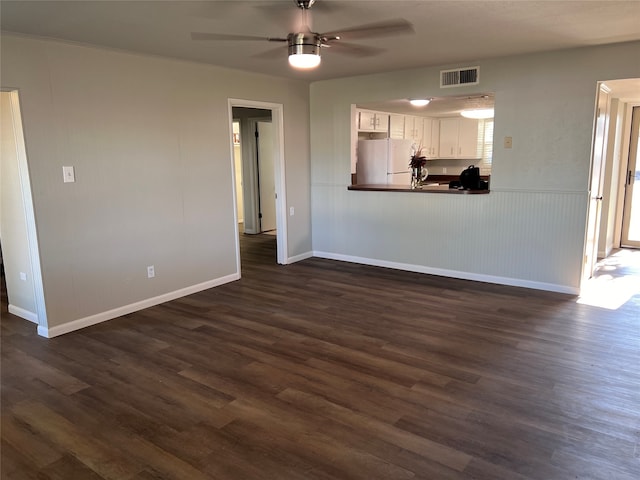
[460,108,494,119]
[288,53,321,69]
[409,99,430,107]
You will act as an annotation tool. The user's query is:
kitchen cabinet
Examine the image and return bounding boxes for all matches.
[439,117,479,158]
[358,110,389,133]
[422,117,440,158]
[403,115,424,142]
[389,114,405,139]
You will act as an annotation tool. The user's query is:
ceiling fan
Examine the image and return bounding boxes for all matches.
[191,0,414,69]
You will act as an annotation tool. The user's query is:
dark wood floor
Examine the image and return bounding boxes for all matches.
[2,235,639,479]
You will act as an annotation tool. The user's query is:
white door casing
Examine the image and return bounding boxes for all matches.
[583,84,611,284]
[228,99,287,266]
[621,106,640,247]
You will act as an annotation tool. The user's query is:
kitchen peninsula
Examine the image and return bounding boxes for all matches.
[348,183,490,194]
[348,174,490,194]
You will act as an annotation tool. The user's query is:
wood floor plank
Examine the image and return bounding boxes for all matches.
[2,236,639,479]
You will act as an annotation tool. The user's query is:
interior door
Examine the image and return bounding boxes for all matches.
[584,85,611,282]
[257,121,276,232]
[621,106,640,247]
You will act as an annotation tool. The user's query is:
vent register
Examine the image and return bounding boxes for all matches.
[440,66,480,88]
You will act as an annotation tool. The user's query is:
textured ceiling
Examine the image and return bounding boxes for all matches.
[2,0,640,83]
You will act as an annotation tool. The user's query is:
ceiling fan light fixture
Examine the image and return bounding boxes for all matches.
[461,108,494,119]
[288,33,321,69]
[288,53,321,69]
[409,99,430,107]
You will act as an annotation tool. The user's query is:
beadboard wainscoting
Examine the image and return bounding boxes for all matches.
[312,185,586,293]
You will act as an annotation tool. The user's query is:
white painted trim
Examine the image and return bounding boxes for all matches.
[313,251,579,295]
[6,91,49,328]
[228,98,288,265]
[287,250,314,264]
[8,304,38,323]
[37,273,240,338]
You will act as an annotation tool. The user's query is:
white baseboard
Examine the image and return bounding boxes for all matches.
[8,304,38,323]
[312,251,579,295]
[286,250,314,264]
[37,273,240,338]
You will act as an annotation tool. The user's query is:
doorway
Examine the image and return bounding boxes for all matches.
[621,106,640,247]
[0,90,47,329]
[583,78,640,289]
[229,99,287,266]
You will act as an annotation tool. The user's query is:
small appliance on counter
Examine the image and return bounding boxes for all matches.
[459,165,489,190]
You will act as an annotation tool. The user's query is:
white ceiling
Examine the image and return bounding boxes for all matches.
[2,0,640,83]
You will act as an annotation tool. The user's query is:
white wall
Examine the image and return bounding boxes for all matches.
[1,34,312,335]
[0,92,38,321]
[310,41,640,293]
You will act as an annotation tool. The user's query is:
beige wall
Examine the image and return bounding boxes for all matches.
[310,41,640,293]
[0,34,312,335]
[0,92,38,320]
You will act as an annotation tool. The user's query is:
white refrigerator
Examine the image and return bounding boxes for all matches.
[357,138,414,185]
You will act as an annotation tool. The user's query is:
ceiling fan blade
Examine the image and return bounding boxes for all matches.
[191,32,287,42]
[321,19,414,41]
[323,42,384,58]
[251,45,287,60]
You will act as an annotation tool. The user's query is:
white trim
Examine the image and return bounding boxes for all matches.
[287,250,314,264]
[313,251,579,295]
[8,304,38,323]
[228,99,288,265]
[37,274,239,338]
[6,91,49,328]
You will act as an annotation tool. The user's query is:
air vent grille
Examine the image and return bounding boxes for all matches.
[440,66,480,88]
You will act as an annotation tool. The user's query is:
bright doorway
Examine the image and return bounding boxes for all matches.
[621,106,640,247]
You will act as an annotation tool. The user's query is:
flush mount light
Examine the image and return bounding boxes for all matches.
[461,108,494,119]
[288,33,321,69]
[409,99,430,107]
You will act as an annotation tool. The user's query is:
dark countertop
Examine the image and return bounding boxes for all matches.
[348,183,490,194]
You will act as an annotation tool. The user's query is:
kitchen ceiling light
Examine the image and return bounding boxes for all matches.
[288,33,321,69]
[461,108,494,119]
[409,99,430,107]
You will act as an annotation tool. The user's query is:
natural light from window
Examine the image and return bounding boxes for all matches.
[577,250,640,310]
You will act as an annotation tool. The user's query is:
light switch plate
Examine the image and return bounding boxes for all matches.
[62,166,75,183]
[504,136,513,149]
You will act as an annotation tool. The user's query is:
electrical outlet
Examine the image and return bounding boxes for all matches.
[289,207,295,216]
[442,167,447,174]
[147,265,155,278]
[19,272,27,281]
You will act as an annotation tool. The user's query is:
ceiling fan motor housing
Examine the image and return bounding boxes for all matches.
[295,0,316,9]
[287,33,322,56]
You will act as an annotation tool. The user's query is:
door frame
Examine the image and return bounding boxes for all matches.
[582,83,611,286]
[1,89,48,329]
[228,99,288,266]
[621,105,640,247]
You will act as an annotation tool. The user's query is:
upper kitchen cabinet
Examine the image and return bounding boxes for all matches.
[389,114,405,139]
[422,118,440,158]
[358,109,389,133]
[439,117,479,159]
[404,116,424,143]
